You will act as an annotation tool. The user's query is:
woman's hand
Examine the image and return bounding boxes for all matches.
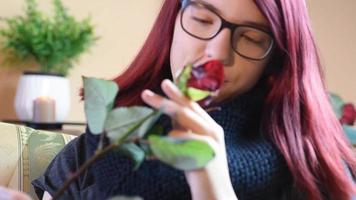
[141,79,238,200]
[0,186,32,200]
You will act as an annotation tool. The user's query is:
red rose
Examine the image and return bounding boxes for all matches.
[177,60,224,107]
[187,60,224,92]
[340,103,356,125]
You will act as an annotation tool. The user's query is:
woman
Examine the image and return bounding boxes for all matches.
[0,186,31,200]
[32,0,356,199]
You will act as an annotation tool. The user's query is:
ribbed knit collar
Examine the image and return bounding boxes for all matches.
[157,87,265,140]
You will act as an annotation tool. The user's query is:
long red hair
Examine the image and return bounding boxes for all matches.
[112,1,179,107]
[255,0,356,199]
[113,0,356,199]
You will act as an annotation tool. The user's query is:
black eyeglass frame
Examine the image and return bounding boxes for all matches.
[180,0,275,61]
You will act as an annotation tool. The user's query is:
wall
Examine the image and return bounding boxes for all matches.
[0,0,355,122]
[307,0,356,105]
[0,0,163,122]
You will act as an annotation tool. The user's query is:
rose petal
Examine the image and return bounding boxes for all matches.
[177,60,224,107]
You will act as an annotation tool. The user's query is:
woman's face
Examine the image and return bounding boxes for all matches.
[170,0,272,103]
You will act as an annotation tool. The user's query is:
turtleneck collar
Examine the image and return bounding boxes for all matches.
[157,86,265,140]
[208,88,265,140]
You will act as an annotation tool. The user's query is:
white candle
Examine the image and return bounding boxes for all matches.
[32,97,56,123]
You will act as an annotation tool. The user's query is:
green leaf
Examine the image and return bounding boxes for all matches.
[84,77,118,134]
[108,196,143,200]
[186,87,210,101]
[138,124,164,156]
[343,125,356,145]
[148,135,215,170]
[116,143,145,170]
[176,64,192,94]
[134,110,162,138]
[329,93,345,118]
[105,106,154,143]
[145,124,164,137]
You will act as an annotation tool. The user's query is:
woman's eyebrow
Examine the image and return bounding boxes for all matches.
[195,0,271,32]
[240,20,271,32]
[195,0,222,15]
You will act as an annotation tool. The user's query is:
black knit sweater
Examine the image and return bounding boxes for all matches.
[87,91,293,200]
[33,92,295,200]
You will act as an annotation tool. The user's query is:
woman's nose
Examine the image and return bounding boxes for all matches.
[204,28,232,65]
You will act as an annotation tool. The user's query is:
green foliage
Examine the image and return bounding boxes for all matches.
[115,143,145,170]
[177,64,192,93]
[343,125,356,145]
[83,77,118,134]
[187,87,210,101]
[105,106,155,143]
[148,135,215,170]
[0,0,98,76]
[329,93,344,119]
[83,77,215,172]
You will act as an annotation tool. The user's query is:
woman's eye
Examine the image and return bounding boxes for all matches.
[242,34,263,44]
[192,16,213,25]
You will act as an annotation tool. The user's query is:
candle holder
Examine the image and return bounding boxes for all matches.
[14,72,70,122]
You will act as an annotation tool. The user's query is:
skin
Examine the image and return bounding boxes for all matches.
[169,0,270,103]
[142,0,272,199]
[42,0,272,199]
[0,186,31,200]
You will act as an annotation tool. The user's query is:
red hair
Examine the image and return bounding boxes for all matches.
[112,1,180,107]
[113,0,356,199]
[255,0,356,199]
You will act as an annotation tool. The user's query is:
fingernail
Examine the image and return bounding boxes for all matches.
[142,90,154,98]
[162,79,170,88]
[163,79,171,84]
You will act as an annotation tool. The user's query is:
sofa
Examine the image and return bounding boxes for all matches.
[0,122,76,199]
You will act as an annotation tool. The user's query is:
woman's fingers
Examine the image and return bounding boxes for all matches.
[141,89,219,140]
[0,186,32,200]
[161,79,190,106]
[161,79,220,126]
[141,89,179,116]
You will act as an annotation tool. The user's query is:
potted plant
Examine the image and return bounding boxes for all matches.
[329,93,356,145]
[0,0,97,122]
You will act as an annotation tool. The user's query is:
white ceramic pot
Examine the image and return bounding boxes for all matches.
[14,72,70,122]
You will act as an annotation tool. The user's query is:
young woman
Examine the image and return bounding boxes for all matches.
[33,0,356,199]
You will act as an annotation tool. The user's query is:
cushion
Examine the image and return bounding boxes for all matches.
[0,122,76,199]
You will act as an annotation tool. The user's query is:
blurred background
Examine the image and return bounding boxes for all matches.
[0,0,355,123]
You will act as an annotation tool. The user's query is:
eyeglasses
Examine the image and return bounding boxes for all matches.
[180,0,274,61]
